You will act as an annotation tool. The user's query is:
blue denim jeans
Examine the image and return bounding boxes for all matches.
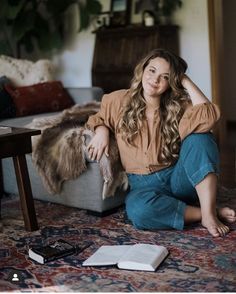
[125,133,220,230]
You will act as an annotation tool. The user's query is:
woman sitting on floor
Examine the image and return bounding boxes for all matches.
[86,48,236,237]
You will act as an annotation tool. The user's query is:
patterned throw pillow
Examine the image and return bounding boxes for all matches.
[5,81,74,117]
[0,76,16,119]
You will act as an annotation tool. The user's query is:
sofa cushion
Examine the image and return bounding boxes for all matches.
[5,81,74,117]
[0,76,16,119]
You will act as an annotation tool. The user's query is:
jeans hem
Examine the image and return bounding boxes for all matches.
[173,201,186,230]
[189,163,219,187]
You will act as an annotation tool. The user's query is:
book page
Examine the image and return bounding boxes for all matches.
[83,245,132,266]
[29,249,44,264]
[118,244,168,271]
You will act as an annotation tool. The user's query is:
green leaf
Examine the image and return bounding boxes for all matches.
[0,39,12,55]
[86,0,102,15]
[5,0,26,20]
[161,0,183,17]
[0,1,8,19]
[36,29,63,52]
[34,14,49,34]
[12,10,35,42]
[78,4,90,31]
[20,33,34,53]
[45,0,76,15]
[78,0,102,31]
[0,0,103,57]
[50,31,63,50]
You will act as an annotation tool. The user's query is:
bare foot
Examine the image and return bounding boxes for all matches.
[202,215,230,237]
[218,207,236,223]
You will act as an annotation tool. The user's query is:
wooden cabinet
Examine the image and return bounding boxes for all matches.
[92,25,179,93]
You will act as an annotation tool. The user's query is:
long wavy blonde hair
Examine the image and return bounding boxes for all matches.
[117,49,190,164]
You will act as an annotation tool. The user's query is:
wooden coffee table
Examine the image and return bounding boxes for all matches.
[0,127,41,231]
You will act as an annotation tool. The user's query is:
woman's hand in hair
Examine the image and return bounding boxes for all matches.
[181,74,191,89]
[181,74,209,105]
[87,125,109,162]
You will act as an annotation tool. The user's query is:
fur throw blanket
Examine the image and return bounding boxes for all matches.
[0,55,54,86]
[26,102,128,199]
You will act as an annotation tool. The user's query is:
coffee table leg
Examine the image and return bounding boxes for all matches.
[13,155,39,231]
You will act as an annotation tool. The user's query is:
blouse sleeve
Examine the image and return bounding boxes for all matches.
[86,90,127,132]
[178,102,221,140]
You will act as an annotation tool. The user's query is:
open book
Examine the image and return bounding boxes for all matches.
[82,243,168,271]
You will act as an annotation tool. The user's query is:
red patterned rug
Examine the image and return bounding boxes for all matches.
[0,187,236,292]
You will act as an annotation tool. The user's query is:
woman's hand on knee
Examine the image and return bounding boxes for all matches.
[87,125,109,161]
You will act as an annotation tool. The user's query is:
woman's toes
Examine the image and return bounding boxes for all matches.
[208,226,220,237]
[218,225,229,236]
[202,218,230,237]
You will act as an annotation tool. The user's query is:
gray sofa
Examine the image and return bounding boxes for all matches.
[1,87,126,214]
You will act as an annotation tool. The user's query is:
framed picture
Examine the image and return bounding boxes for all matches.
[130,0,155,24]
[110,0,131,27]
[130,0,142,24]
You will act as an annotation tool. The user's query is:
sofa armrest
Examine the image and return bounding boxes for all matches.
[66,87,104,104]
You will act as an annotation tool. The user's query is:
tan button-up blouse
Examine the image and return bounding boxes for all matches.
[86,89,220,174]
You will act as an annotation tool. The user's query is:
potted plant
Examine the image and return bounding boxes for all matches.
[0,0,102,58]
[154,0,183,24]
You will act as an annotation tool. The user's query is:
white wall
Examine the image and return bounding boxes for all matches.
[55,0,212,99]
[53,31,96,87]
[173,0,211,98]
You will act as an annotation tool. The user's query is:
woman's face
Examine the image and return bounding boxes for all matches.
[142,57,170,100]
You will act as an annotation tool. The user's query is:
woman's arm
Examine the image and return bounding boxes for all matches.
[182,75,209,105]
[178,76,221,140]
[86,90,127,161]
[86,94,113,161]
[87,125,110,161]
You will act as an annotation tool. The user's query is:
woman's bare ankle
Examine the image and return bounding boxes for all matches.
[184,205,201,224]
